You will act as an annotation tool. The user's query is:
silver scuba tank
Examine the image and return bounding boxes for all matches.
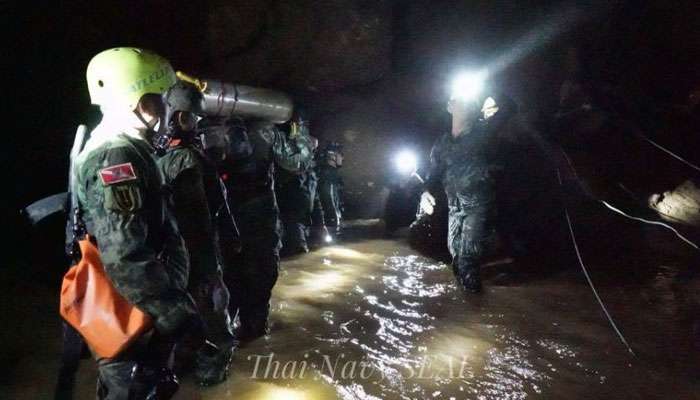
[176,71,293,124]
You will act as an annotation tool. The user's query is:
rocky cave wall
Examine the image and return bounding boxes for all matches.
[11,0,700,222]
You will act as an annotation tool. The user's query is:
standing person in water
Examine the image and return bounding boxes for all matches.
[421,73,507,293]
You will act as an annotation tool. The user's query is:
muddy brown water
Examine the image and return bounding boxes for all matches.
[2,220,699,399]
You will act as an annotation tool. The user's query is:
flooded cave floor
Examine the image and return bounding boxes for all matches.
[2,220,700,399]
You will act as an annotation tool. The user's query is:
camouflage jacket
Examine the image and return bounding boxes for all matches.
[275,125,318,213]
[75,129,196,335]
[157,144,222,283]
[317,165,343,187]
[426,121,503,209]
[224,122,315,199]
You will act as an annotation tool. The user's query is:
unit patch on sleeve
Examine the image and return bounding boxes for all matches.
[100,163,138,185]
[105,184,143,212]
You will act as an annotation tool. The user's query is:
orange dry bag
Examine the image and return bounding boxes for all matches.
[60,236,152,358]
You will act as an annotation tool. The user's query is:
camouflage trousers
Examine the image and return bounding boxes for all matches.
[223,192,282,335]
[447,203,498,285]
[277,181,312,254]
[319,181,342,234]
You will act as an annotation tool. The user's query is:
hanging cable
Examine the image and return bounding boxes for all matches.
[557,144,699,251]
[528,129,696,354]
[564,206,636,356]
[600,200,699,250]
[529,123,700,356]
[616,183,639,201]
[639,135,700,174]
[557,169,636,356]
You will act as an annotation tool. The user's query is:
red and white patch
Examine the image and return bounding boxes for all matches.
[99,163,138,185]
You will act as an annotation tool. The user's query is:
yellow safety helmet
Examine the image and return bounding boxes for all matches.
[86,47,177,113]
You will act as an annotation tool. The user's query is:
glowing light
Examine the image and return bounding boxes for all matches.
[324,234,334,243]
[450,71,485,101]
[303,270,346,291]
[394,150,418,175]
[257,386,307,400]
[481,96,499,119]
[325,247,367,260]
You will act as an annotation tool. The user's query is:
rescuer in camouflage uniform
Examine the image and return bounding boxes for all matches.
[277,113,321,255]
[78,48,200,399]
[422,94,504,293]
[317,141,344,238]
[306,152,330,245]
[156,81,236,386]
[209,117,314,340]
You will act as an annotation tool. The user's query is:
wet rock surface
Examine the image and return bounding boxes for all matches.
[651,180,700,227]
[206,0,393,91]
[12,0,700,222]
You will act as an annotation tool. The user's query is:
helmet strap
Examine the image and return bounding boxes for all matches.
[133,108,158,132]
[133,109,167,152]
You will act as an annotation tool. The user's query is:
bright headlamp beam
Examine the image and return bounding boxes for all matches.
[394,150,418,175]
[450,71,485,102]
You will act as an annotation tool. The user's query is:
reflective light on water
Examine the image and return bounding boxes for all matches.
[302,270,346,292]
[11,230,699,399]
[212,239,628,399]
[259,386,307,400]
[322,246,374,260]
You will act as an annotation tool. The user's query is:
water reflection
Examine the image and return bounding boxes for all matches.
[204,239,589,399]
[7,228,700,399]
[195,234,700,399]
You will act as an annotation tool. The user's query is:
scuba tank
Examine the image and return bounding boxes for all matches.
[176,71,294,124]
